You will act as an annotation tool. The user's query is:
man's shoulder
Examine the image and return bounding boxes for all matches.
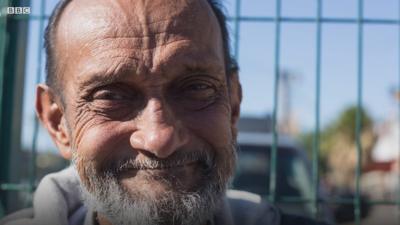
[0,208,33,225]
[0,167,83,225]
[225,190,280,225]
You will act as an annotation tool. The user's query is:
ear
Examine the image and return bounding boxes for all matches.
[36,84,72,160]
[229,71,242,138]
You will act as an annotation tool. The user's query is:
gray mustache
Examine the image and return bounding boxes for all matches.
[113,150,214,173]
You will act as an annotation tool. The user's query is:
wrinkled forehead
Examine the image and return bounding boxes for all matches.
[56,0,222,55]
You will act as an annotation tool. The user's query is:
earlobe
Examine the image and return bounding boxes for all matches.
[36,84,72,159]
[56,117,73,159]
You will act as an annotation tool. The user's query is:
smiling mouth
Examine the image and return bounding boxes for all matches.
[132,162,197,171]
[116,162,202,183]
[113,152,214,178]
[116,161,203,175]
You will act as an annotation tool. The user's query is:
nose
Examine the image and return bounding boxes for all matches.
[130,98,189,158]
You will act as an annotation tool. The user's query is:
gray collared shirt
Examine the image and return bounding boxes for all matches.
[1,167,281,225]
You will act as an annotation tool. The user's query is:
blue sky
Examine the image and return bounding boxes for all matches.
[223,0,400,129]
[21,0,400,151]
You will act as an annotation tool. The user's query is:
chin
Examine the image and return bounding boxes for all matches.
[80,170,223,225]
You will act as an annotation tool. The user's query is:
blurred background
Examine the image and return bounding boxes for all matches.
[0,0,399,224]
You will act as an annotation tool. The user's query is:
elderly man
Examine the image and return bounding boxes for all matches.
[1,0,328,225]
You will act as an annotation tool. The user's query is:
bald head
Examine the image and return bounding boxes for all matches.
[44,0,236,100]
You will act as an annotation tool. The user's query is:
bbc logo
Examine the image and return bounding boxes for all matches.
[7,7,31,15]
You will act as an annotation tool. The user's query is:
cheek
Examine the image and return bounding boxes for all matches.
[73,121,132,166]
[71,115,134,188]
[70,103,125,157]
[184,101,233,149]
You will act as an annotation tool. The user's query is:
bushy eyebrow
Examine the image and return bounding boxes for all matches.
[76,53,226,96]
[77,71,130,93]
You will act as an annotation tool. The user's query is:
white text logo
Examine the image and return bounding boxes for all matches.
[7,7,31,14]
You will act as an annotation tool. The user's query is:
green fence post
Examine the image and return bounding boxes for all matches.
[0,0,30,213]
[269,0,282,204]
[0,201,4,218]
[29,0,46,194]
[0,0,9,190]
[312,0,323,219]
[233,0,241,60]
[0,5,4,207]
[0,0,10,214]
[355,1,364,225]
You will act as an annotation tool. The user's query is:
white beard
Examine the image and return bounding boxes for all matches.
[79,173,219,225]
[74,144,236,225]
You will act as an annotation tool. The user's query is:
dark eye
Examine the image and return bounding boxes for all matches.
[185,83,213,91]
[180,81,217,102]
[92,90,127,101]
[86,85,143,118]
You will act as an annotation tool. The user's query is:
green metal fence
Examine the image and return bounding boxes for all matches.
[230,0,400,224]
[0,0,399,224]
